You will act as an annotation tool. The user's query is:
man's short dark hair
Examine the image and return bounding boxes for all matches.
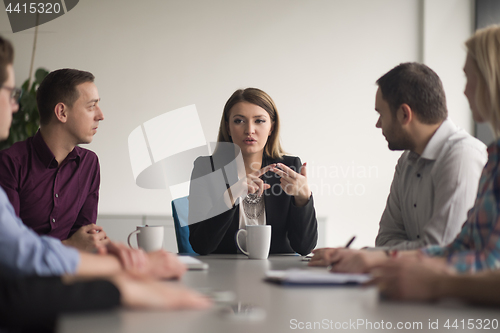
[36,68,95,125]
[0,36,14,86]
[376,62,448,124]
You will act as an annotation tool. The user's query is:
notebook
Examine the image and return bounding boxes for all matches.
[265,269,371,286]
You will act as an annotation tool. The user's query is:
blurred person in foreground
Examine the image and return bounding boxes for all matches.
[0,35,210,333]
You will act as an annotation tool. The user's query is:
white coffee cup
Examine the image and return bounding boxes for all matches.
[236,225,271,259]
[127,225,164,252]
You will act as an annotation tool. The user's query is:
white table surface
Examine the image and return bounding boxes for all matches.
[58,255,500,333]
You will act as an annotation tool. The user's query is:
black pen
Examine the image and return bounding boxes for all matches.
[322,236,357,269]
[344,236,356,248]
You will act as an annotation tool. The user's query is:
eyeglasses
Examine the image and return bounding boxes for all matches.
[1,86,22,104]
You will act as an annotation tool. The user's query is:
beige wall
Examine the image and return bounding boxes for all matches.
[0,0,473,247]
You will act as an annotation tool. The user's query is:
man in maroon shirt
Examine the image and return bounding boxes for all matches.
[0,68,108,251]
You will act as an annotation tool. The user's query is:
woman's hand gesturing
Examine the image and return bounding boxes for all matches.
[270,162,311,207]
[225,164,276,207]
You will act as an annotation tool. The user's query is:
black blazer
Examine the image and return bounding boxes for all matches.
[188,154,317,255]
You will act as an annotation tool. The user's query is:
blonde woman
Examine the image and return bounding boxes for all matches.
[188,88,317,255]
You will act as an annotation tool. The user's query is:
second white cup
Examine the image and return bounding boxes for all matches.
[236,225,271,259]
[127,225,164,252]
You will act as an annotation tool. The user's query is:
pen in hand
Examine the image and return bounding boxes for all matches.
[323,236,357,269]
[303,236,356,262]
[344,236,356,248]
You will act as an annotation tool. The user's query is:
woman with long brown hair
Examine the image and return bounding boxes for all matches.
[188,88,317,255]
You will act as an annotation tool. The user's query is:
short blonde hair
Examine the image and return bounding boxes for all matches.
[466,25,500,137]
[217,88,285,159]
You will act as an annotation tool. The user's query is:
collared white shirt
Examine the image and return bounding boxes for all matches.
[375,119,488,250]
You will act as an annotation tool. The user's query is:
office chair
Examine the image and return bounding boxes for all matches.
[171,196,196,254]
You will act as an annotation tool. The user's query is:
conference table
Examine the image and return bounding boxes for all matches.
[58,255,500,333]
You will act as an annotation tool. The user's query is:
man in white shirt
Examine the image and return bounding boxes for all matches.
[315,63,486,261]
[373,63,487,250]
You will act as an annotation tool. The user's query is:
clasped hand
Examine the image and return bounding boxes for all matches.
[63,224,109,251]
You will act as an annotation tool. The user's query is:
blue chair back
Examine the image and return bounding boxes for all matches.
[171,196,196,254]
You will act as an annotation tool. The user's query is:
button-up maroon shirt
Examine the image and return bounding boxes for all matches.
[0,131,100,240]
